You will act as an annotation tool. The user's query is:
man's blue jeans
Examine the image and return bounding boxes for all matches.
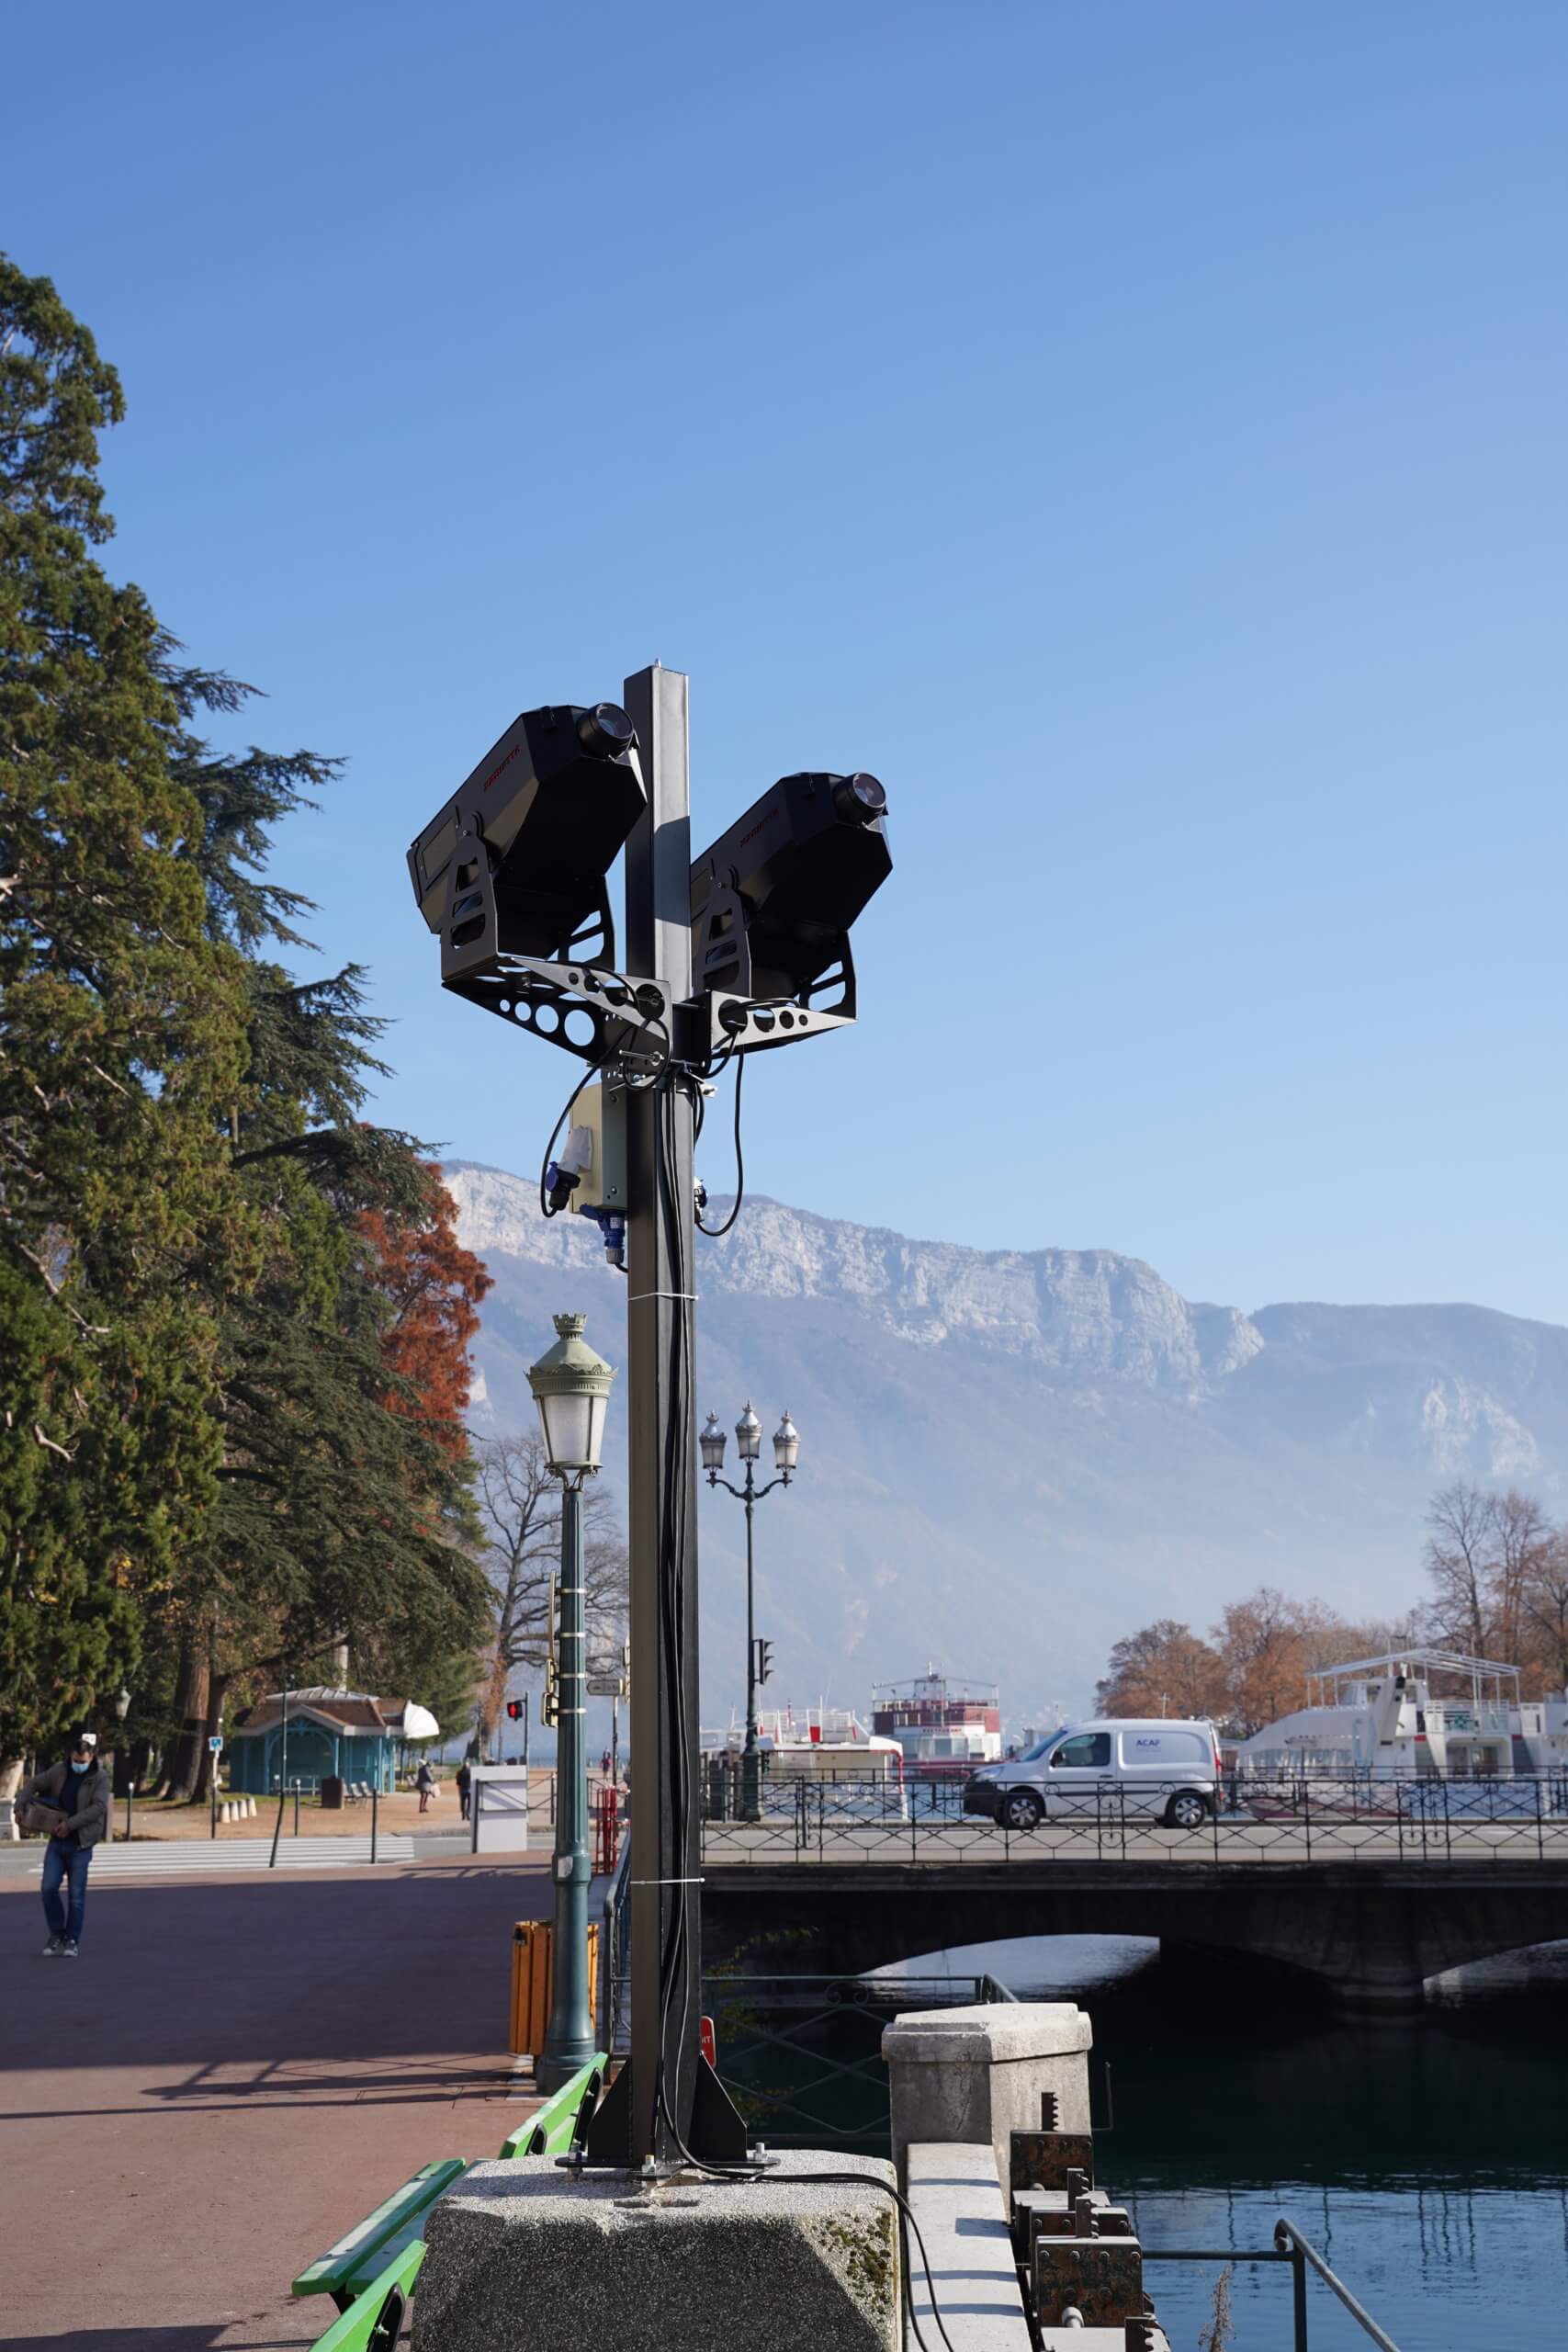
[41,1841,91,1945]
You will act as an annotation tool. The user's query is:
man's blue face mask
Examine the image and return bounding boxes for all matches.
[71,1759,90,1775]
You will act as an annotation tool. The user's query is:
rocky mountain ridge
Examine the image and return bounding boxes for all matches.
[446,1161,1568,1715]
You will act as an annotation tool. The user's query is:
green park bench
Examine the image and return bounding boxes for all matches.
[295,2055,605,2344]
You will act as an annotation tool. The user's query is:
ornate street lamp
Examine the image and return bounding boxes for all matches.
[704,1403,800,1822]
[528,1314,616,2093]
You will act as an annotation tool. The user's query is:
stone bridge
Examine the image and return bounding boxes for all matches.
[702,1857,1568,2007]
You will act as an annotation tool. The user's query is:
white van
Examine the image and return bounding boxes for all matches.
[963,1718,1222,1832]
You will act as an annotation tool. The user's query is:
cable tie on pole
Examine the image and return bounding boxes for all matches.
[628,1291,700,1303]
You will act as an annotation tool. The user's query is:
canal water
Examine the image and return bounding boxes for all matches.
[873,1934,1568,2351]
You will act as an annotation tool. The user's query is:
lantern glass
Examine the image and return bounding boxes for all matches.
[700,1413,727,1473]
[736,1401,762,1463]
[773,1413,800,1473]
[527,1313,615,1475]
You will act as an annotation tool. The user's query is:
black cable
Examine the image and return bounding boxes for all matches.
[694,1055,745,1238]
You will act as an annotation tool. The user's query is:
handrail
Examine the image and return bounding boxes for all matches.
[1276,2216,1403,2351]
[1143,2218,1401,2351]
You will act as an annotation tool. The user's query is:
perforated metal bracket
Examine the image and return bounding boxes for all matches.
[684,944,860,1057]
[691,987,855,1057]
[442,955,674,1069]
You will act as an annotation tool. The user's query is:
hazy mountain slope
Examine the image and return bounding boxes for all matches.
[446,1163,1568,1723]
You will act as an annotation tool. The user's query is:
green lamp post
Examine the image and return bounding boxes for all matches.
[528,1312,616,2092]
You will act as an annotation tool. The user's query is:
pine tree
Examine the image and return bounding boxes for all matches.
[151,662,491,1794]
[0,257,252,1777]
[2,257,493,1797]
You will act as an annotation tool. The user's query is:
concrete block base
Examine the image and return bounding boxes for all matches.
[412,2150,901,2352]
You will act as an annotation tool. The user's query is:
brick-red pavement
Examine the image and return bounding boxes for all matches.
[0,1855,555,2350]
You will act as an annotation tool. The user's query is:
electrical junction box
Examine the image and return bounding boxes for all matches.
[562,1079,628,1214]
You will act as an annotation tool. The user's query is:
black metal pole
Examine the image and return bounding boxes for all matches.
[623,662,701,2167]
[370,1779,378,1866]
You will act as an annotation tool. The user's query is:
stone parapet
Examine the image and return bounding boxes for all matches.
[906,2142,1032,2348]
[882,2002,1092,2191]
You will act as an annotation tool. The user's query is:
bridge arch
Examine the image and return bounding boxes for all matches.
[703,1860,1568,2011]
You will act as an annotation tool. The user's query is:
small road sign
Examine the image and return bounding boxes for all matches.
[208,1735,224,1753]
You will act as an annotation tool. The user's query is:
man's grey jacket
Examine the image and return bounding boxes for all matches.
[19,1759,112,1848]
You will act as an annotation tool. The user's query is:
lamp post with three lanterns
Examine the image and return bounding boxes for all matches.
[700,1405,799,1823]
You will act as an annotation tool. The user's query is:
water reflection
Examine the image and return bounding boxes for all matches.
[870,1934,1568,2348]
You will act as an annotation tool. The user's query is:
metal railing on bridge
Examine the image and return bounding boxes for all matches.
[700,1767,1568,1865]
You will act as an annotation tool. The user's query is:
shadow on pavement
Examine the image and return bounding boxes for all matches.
[0,1865,549,2072]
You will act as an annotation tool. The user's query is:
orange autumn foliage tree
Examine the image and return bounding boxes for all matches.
[361,1165,492,1456]
[354,1166,493,1732]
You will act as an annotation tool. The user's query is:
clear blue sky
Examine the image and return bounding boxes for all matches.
[10,2,1566,1320]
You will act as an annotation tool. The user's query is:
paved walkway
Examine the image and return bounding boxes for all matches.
[9,1834,423,1877]
[0,1852,560,2350]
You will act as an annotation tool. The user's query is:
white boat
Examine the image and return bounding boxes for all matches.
[704,1703,908,1815]
[1233,1647,1568,1812]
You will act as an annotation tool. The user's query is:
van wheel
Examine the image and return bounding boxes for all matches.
[1001,1789,1043,1832]
[1164,1790,1209,1831]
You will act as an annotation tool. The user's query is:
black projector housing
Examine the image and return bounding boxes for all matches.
[407,702,644,966]
[688,771,891,1009]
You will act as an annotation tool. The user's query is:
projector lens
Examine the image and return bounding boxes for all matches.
[578,703,636,757]
[834,772,887,824]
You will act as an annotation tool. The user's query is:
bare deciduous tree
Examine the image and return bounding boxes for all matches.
[1424,1481,1498,1658]
[1522,1532,1568,1690]
[472,1432,628,1755]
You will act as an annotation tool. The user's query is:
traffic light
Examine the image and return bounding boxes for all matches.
[753,1638,773,1687]
[505,1699,524,1722]
[407,701,647,1001]
[689,771,891,1051]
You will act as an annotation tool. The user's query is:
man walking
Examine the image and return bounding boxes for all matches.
[19,1730,111,1958]
[455,1759,471,1823]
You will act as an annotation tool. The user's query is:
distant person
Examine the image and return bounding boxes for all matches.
[415,1759,436,1814]
[601,1749,612,1781]
[18,1729,111,1958]
[456,1760,471,1822]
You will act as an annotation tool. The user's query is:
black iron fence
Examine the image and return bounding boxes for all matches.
[696,1972,1014,2150]
[699,1767,1568,1865]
